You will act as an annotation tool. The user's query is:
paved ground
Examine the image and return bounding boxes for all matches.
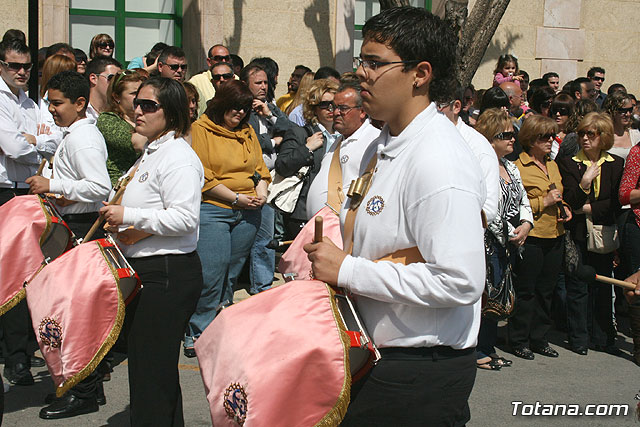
[2,290,639,426]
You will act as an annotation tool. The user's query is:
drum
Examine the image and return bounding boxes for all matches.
[39,195,74,260]
[95,236,141,305]
[333,290,381,382]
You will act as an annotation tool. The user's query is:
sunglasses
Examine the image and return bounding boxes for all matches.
[97,42,114,49]
[591,76,605,82]
[210,55,230,62]
[616,107,633,115]
[578,130,599,139]
[0,60,33,72]
[551,108,570,116]
[165,63,188,71]
[134,98,163,113]
[316,101,336,111]
[538,133,556,141]
[494,131,516,140]
[99,73,116,81]
[334,104,360,114]
[232,104,252,113]
[212,72,234,81]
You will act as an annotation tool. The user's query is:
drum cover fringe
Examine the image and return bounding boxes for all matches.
[315,284,352,427]
[54,243,125,397]
[0,288,26,317]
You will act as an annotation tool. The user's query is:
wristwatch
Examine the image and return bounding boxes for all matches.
[232,193,239,207]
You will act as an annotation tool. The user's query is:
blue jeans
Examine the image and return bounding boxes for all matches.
[185,203,260,348]
[249,204,275,294]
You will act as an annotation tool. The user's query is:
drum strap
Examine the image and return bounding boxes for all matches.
[326,141,345,213]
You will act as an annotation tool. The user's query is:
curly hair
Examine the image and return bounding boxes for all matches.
[302,79,339,125]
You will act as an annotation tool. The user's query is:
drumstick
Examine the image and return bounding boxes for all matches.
[83,177,131,243]
[35,159,47,176]
[575,264,637,291]
[314,216,323,243]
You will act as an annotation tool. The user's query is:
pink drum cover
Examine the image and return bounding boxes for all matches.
[0,195,51,314]
[278,206,343,280]
[195,280,351,427]
[25,242,124,396]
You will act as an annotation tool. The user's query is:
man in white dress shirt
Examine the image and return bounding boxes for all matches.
[305,80,380,217]
[438,82,500,223]
[304,7,485,425]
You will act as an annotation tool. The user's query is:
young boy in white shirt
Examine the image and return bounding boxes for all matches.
[26,70,111,419]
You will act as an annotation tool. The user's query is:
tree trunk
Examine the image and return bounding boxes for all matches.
[379,0,409,9]
[448,0,511,87]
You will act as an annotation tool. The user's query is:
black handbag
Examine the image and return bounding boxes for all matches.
[563,230,579,273]
[482,224,516,320]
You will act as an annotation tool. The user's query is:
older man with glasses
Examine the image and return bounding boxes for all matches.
[188,44,234,115]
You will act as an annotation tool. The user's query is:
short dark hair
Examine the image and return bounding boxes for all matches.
[239,63,265,84]
[46,70,90,107]
[138,77,191,138]
[74,48,88,64]
[295,65,313,75]
[361,6,457,103]
[46,43,74,59]
[587,67,605,78]
[550,93,575,116]
[0,39,29,61]
[529,86,556,114]
[480,87,509,114]
[570,77,591,99]
[86,56,122,77]
[210,61,233,75]
[314,66,340,81]
[542,72,559,82]
[229,54,244,71]
[158,46,186,64]
[204,80,254,128]
[441,79,465,104]
[2,29,26,44]
[145,42,169,66]
[607,83,627,96]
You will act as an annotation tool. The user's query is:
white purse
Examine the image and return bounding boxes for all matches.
[266,166,309,213]
[585,214,619,254]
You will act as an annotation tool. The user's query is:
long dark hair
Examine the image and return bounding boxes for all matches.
[137,77,190,138]
[204,80,254,128]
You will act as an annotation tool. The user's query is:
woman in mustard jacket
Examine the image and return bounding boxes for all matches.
[184,80,271,356]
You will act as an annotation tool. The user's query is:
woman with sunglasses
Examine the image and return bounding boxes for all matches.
[557,112,623,355]
[604,92,640,163]
[99,77,204,426]
[89,34,114,59]
[508,115,572,360]
[97,69,148,185]
[557,99,599,159]
[275,78,339,239]
[549,93,575,159]
[529,86,556,117]
[185,80,270,356]
[475,108,533,370]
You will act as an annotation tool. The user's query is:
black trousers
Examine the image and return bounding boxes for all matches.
[508,236,563,349]
[341,347,477,427]
[0,188,31,369]
[126,252,203,427]
[565,241,615,348]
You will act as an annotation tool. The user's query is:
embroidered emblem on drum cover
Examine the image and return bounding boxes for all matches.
[223,383,248,425]
[340,154,349,164]
[39,317,62,348]
[366,195,384,216]
[138,171,149,183]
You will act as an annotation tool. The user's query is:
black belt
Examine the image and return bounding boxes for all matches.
[379,346,474,361]
[63,212,99,222]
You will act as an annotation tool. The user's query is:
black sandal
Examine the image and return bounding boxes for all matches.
[477,357,502,370]
[490,353,513,367]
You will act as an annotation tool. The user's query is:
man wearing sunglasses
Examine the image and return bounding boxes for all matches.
[587,66,606,107]
[570,77,598,103]
[157,46,188,82]
[276,65,312,113]
[188,44,235,115]
[86,56,122,121]
[0,38,58,388]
